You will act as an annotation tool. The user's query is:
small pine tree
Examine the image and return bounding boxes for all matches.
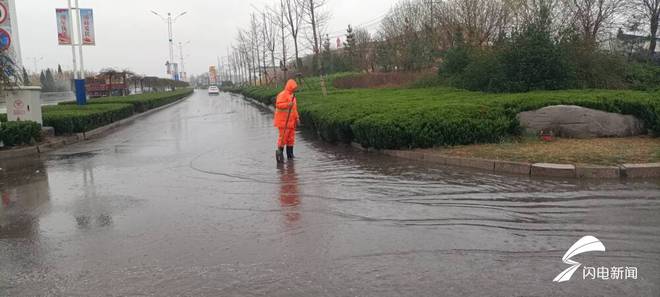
[40,71,46,88]
[44,69,56,91]
[344,25,357,71]
[22,67,30,85]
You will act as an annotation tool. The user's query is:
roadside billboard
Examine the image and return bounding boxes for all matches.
[80,9,95,45]
[56,8,71,45]
[209,66,218,85]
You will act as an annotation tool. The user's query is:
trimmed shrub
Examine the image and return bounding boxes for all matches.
[0,113,6,122]
[59,89,193,112]
[43,104,135,135]
[232,80,660,150]
[0,121,42,147]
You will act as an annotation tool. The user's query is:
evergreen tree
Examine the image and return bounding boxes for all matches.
[344,25,357,71]
[40,71,46,88]
[42,69,56,91]
[22,67,30,85]
[57,64,63,76]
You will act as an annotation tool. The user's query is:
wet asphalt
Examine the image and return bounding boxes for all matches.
[1,91,659,297]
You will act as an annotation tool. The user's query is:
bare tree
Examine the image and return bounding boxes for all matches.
[354,27,374,71]
[563,0,627,43]
[250,14,264,85]
[297,0,330,74]
[263,9,278,85]
[277,0,290,82]
[442,0,511,46]
[282,0,304,69]
[633,0,660,55]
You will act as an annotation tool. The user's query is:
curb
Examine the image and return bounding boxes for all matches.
[379,149,660,180]
[621,163,660,178]
[0,93,192,160]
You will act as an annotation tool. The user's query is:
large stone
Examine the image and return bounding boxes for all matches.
[518,105,646,138]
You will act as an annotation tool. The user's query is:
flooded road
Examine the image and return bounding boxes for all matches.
[1,91,659,296]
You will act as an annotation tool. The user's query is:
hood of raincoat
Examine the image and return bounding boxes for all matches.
[285,79,298,94]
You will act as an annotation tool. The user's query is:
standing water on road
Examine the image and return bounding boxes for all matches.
[1,91,659,296]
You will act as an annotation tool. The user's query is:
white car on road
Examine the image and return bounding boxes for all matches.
[208,86,220,95]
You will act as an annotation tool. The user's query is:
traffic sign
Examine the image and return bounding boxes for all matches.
[0,28,10,50]
[0,2,7,24]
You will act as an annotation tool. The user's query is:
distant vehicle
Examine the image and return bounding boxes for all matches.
[208,86,220,95]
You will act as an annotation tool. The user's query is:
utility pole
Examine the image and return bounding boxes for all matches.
[67,0,86,105]
[151,11,187,80]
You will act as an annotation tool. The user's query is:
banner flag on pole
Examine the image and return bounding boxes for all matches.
[56,8,71,45]
[80,9,95,45]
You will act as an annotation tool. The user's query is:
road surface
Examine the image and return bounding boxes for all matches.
[1,91,659,296]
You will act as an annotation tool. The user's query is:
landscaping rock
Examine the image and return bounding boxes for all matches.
[518,105,646,138]
[531,163,576,178]
[621,163,660,178]
[41,127,55,138]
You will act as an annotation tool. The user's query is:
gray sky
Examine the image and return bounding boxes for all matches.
[15,0,397,77]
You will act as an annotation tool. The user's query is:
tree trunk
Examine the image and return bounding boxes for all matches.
[309,0,320,75]
[650,14,659,56]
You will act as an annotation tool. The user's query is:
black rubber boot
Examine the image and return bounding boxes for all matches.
[286,146,295,159]
[276,147,285,163]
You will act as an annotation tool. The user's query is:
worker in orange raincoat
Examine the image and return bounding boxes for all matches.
[274,79,300,162]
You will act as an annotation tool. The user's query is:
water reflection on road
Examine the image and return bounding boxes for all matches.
[1,91,659,296]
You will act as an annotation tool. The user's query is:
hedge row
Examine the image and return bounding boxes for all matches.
[59,89,193,112]
[226,86,280,106]
[45,89,192,135]
[0,90,193,145]
[0,121,42,146]
[231,79,660,149]
[43,104,135,135]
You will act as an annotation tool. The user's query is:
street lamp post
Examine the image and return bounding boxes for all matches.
[151,11,186,80]
[29,56,44,74]
[68,0,87,105]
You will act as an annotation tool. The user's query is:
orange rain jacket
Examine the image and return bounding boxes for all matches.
[274,79,299,129]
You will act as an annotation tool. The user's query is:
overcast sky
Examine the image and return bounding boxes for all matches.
[14,0,398,78]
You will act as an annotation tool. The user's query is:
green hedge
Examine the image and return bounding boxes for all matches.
[0,113,6,122]
[231,80,660,150]
[227,86,280,106]
[0,121,42,147]
[43,104,135,135]
[59,89,193,112]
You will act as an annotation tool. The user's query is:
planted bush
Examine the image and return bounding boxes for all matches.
[0,121,42,147]
[43,104,134,135]
[232,80,660,150]
[59,89,193,112]
[0,113,6,122]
